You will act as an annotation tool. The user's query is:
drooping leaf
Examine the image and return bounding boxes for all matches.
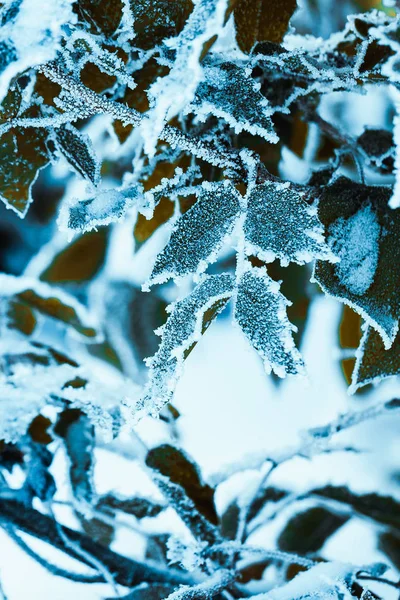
[142,273,234,414]
[278,506,349,554]
[351,325,400,392]
[188,61,278,142]
[313,177,400,348]
[234,0,298,53]
[244,181,333,266]
[312,486,400,530]
[61,186,142,233]
[146,444,218,524]
[54,409,94,503]
[147,182,241,286]
[0,128,50,216]
[54,124,101,186]
[234,266,304,377]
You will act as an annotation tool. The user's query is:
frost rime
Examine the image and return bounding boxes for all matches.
[234,267,304,378]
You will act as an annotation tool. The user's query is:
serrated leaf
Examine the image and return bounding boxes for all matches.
[0,127,50,216]
[146,444,217,525]
[142,273,234,413]
[54,124,100,186]
[148,182,241,286]
[188,61,277,142]
[244,181,333,266]
[278,507,349,554]
[234,267,304,377]
[313,177,400,348]
[234,0,298,53]
[351,325,400,392]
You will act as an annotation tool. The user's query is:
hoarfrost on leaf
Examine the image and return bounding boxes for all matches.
[313,177,400,349]
[244,181,333,266]
[147,181,241,287]
[234,266,304,378]
[0,0,76,102]
[53,124,101,187]
[141,273,234,415]
[60,186,143,234]
[140,0,229,156]
[327,205,380,296]
[188,60,278,142]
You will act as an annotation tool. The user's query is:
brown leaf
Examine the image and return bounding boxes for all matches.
[74,0,123,36]
[16,288,97,338]
[352,326,400,391]
[131,0,193,50]
[40,229,108,284]
[28,415,53,445]
[146,444,218,525]
[0,127,50,216]
[234,0,298,53]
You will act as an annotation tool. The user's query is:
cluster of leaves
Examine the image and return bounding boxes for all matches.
[0,0,399,598]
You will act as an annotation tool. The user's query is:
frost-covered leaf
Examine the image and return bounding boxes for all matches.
[313,178,400,348]
[251,562,356,600]
[98,494,164,520]
[357,128,394,174]
[0,127,50,216]
[106,584,176,600]
[234,266,304,377]
[278,507,349,554]
[54,124,101,186]
[244,181,333,266]
[60,186,142,233]
[147,181,241,286]
[130,0,193,50]
[234,0,298,53]
[142,273,234,414]
[0,0,75,102]
[351,326,400,393]
[188,61,277,142]
[312,485,400,530]
[141,0,229,155]
[146,444,217,524]
[54,409,94,503]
